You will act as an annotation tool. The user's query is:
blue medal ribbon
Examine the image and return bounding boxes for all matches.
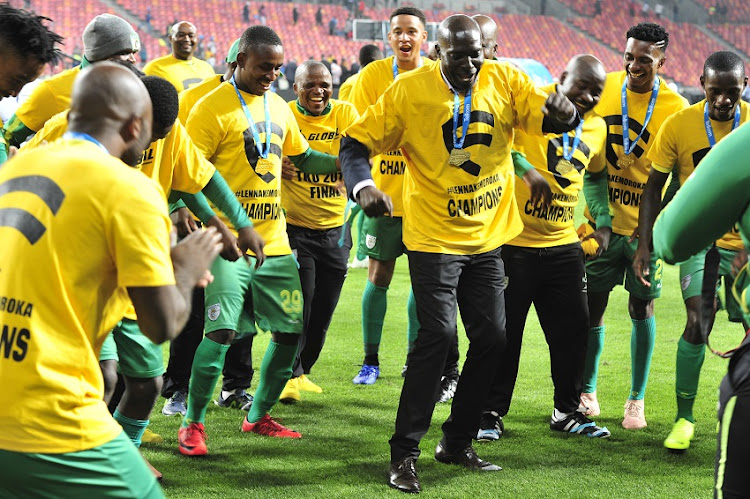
[63,131,107,152]
[453,88,472,150]
[562,121,584,161]
[621,76,660,156]
[392,56,423,80]
[231,75,271,159]
[704,101,741,148]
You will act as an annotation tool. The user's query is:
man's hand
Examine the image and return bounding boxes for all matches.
[584,227,612,261]
[522,168,552,207]
[170,226,223,289]
[281,156,298,181]
[203,216,242,261]
[237,226,266,269]
[632,235,653,287]
[357,186,393,217]
[541,91,577,123]
[170,207,198,239]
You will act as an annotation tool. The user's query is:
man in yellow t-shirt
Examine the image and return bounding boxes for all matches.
[580,22,689,430]
[144,21,216,92]
[480,55,612,442]
[634,51,749,452]
[340,15,579,493]
[0,63,221,497]
[178,25,340,456]
[276,61,359,403]
[3,13,141,151]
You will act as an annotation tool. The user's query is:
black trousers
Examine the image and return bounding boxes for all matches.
[390,247,507,461]
[161,287,254,397]
[288,224,350,377]
[484,243,588,416]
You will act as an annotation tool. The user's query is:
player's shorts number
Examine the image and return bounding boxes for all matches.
[280,289,302,314]
[654,258,664,282]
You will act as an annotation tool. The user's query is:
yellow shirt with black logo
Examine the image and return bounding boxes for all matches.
[349,56,433,217]
[0,139,174,453]
[12,67,80,133]
[511,83,607,248]
[587,70,688,235]
[186,82,309,255]
[648,99,750,251]
[24,111,215,198]
[144,55,216,92]
[282,99,358,230]
[337,73,358,103]
[345,60,550,255]
[178,74,223,125]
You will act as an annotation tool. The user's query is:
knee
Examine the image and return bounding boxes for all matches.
[628,297,653,320]
[125,376,162,399]
[100,361,118,400]
[206,329,235,345]
[272,332,300,346]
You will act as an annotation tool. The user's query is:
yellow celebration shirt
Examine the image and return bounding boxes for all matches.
[587,71,688,235]
[281,100,359,229]
[0,139,174,453]
[178,74,224,125]
[337,73,358,103]
[144,55,216,92]
[186,82,308,255]
[511,83,607,247]
[349,56,433,216]
[24,111,215,198]
[13,67,80,133]
[345,60,551,255]
[648,99,750,251]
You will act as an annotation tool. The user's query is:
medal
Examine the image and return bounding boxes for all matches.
[558,119,583,174]
[556,158,575,175]
[255,157,273,175]
[616,155,634,168]
[620,75,660,167]
[231,75,272,168]
[449,148,471,166]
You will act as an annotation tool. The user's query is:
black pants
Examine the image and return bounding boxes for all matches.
[484,243,588,416]
[288,224,350,377]
[161,287,254,397]
[390,248,507,461]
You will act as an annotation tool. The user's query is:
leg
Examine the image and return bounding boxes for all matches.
[288,224,317,379]
[162,287,204,400]
[361,256,395,365]
[217,334,255,409]
[99,332,119,406]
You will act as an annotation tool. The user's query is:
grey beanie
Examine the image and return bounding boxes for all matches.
[83,14,140,62]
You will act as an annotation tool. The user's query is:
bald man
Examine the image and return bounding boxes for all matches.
[144,21,215,91]
[479,55,611,442]
[0,62,222,497]
[471,14,498,60]
[340,14,579,493]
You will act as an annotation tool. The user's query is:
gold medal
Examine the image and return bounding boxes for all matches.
[449,148,471,166]
[255,157,273,175]
[616,155,634,169]
[556,158,575,175]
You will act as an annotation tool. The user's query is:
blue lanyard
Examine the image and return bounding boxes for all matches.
[453,88,472,150]
[392,56,422,80]
[63,131,107,152]
[562,121,584,161]
[231,75,270,159]
[621,76,660,155]
[704,101,741,148]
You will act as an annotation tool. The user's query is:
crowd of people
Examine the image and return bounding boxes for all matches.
[1,2,749,497]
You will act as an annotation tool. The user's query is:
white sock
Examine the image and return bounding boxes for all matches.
[552,408,568,422]
[221,389,236,399]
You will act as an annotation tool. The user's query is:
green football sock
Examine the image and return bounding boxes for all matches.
[406,287,419,354]
[355,212,367,260]
[630,317,656,401]
[362,280,387,364]
[675,336,705,423]
[182,337,230,428]
[113,410,148,448]
[582,326,605,393]
[247,341,297,423]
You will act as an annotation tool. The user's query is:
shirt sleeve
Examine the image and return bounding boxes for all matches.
[647,115,678,174]
[282,107,310,157]
[507,65,550,136]
[343,86,405,157]
[167,123,216,194]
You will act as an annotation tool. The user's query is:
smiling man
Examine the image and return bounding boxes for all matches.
[144,21,215,91]
[579,22,689,430]
[633,51,749,452]
[340,14,579,494]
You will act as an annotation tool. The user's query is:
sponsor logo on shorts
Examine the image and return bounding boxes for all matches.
[501,276,509,290]
[365,234,376,249]
[207,303,221,321]
[681,275,692,291]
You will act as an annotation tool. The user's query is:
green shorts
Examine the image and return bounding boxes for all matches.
[586,232,663,300]
[358,215,405,261]
[680,247,744,322]
[0,432,163,498]
[97,318,164,378]
[204,254,303,336]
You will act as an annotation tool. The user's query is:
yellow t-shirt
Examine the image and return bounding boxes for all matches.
[587,70,688,235]
[337,73,358,103]
[345,60,549,255]
[648,99,750,251]
[178,74,224,125]
[349,56,433,216]
[281,99,359,230]
[186,82,309,255]
[13,67,80,132]
[144,54,216,92]
[511,83,608,248]
[24,111,215,198]
[0,139,174,453]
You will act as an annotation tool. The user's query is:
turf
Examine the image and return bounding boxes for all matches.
[143,213,741,498]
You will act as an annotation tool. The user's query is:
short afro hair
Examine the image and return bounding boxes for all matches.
[238,25,283,53]
[626,22,669,52]
[359,44,383,67]
[141,76,179,134]
[0,2,62,65]
[390,6,427,27]
[704,51,745,76]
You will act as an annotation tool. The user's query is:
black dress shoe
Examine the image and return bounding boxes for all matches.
[387,456,421,494]
[434,442,502,471]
